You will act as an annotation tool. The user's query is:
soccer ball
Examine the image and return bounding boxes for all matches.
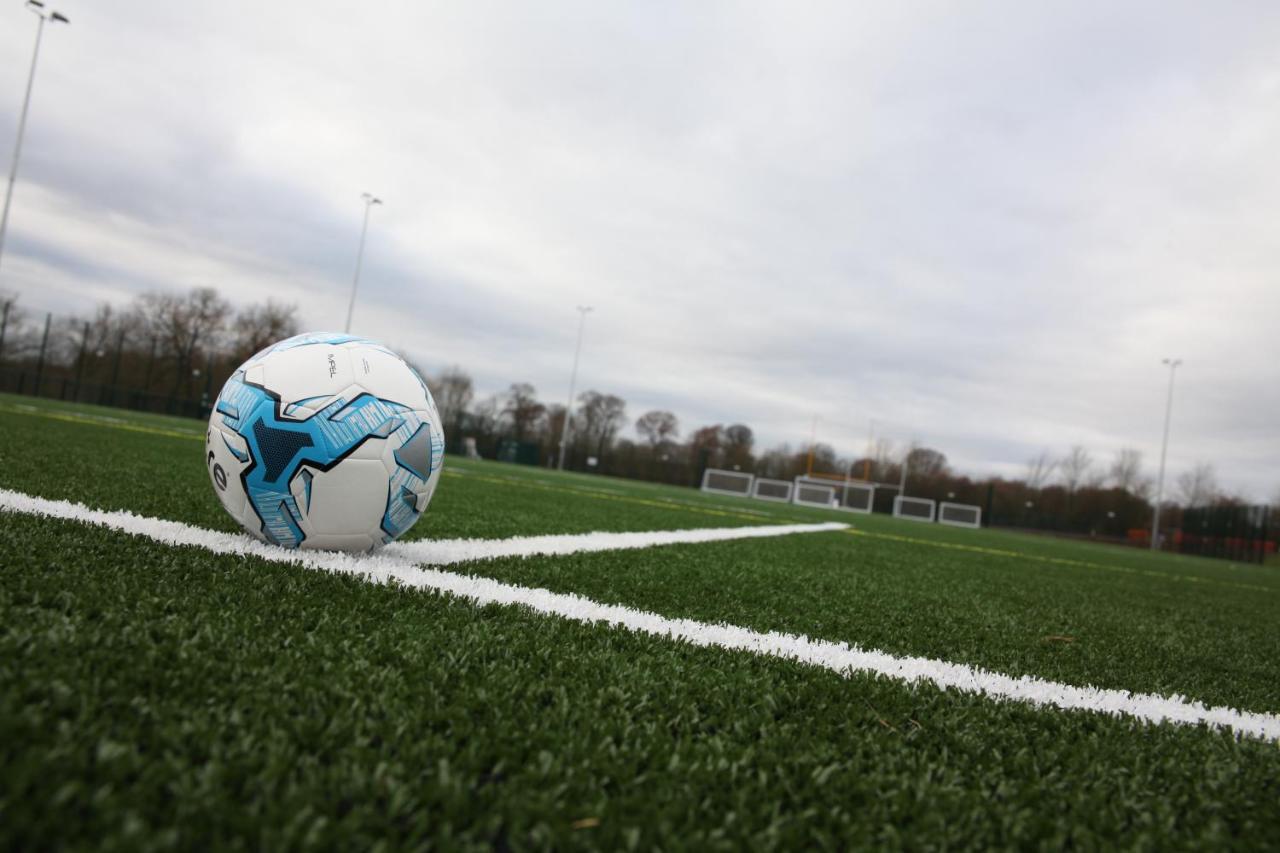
[205,332,445,552]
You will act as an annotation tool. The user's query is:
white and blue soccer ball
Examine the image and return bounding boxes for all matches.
[205,333,445,552]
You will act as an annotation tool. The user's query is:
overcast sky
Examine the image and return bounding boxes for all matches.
[1,1,1277,498]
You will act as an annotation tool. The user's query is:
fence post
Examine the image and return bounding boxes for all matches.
[109,326,125,405]
[33,311,50,398]
[74,320,90,401]
[1262,506,1272,566]
[0,298,11,365]
[143,335,157,391]
[200,350,215,418]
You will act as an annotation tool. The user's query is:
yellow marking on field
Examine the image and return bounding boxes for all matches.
[841,528,1276,594]
[0,402,204,442]
[442,468,780,524]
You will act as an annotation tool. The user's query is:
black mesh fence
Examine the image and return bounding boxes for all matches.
[0,309,237,421]
[1177,504,1275,564]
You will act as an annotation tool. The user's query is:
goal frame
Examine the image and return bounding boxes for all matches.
[751,478,794,503]
[893,495,936,523]
[938,502,982,529]
[837,481,875,514]
[700,468,755,498]
[793,477,837,508]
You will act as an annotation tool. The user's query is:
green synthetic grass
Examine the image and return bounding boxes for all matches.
[0,394,774,537]
[5,515,1280,850]
[2,393,1279,848]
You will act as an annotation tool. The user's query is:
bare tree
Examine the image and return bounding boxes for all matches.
[906,446,949,480]
[756,443,795,480]
[869,437,896,481]
[596,395,627,457]
[427,366,474,435]
[542,404,567,453]
[689,424,724,469]
[139,287,232,395]
[231,300,300,362]
[1108,448,1148,496]
[1024,450,1059,489]
[0,291,31,362]
[1177,462,1219,508]
[806,442,839,475]
[61,303,138,383]
[635,410,679,449]
[503,382,545,441]
[1272,485,1280,509]
[576,391,627,458]
[468,394,502,439]
[1059,446,1093,494]
[86,304,120,358]
[722,423,755,470]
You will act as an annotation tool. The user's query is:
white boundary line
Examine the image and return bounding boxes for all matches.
[3,487,1279,743]
[386,521,849,565]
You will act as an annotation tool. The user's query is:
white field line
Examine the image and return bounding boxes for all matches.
[3,487,1279,744]
[385,522,847,565]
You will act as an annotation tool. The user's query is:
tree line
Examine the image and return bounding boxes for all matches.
[425,360,1263,540]
[0,287,299,413]
[2,286,1271,535]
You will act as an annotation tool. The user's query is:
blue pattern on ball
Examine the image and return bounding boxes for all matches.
[215,369,437,549]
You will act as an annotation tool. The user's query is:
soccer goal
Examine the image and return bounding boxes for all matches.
[893,495,936,522]
[838,482,875,514]
[938,502,982,529]
[793,478,837,508]
[751,478,794,503]
[700,468,754,498]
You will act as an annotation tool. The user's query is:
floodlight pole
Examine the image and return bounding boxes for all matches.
[556,305,592,471]
[343,192,381,333]
[806,415,819,476]
[862,418,876,480]
[0,2,69,278]
[898,445,910,496]
[1150,357,1182,550]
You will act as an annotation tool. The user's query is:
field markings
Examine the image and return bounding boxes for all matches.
[5,400,1272,592]
[4,486,1279,744]
[386,522,845,565]
[444,468,778,524]
[0,401,204,442]
[488,472,779,518]
[1,401,780,525]
[843,529,1277,595]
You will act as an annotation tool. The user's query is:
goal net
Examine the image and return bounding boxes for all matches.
[893,496,936,522]
[938,502,982,529]
[793,478,836,508]
[700,468,754,497]
[838,482,874,514]
[752,478,794,502]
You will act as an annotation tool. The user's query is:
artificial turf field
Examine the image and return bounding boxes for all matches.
[1,392,1278,849]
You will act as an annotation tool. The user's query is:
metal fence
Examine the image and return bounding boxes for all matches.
[0,310,231,420]
[1177,504,1275,564]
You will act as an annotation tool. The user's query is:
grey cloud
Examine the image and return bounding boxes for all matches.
[0,0,1277,497]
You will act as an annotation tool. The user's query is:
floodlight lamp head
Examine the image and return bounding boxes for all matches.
[50,10,68,22]
[27,1,45,9]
